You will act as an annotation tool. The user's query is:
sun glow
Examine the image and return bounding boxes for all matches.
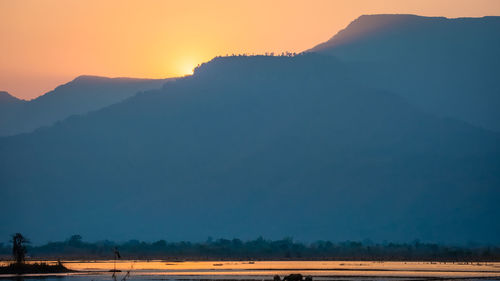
[178,58,199,76]
[2,0,500,99]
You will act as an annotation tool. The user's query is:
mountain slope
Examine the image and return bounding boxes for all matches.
[1,54,498,243]
[310,14,500,131]
[0,91,26,134]
[0,91,24,105]
[0,76,172,136]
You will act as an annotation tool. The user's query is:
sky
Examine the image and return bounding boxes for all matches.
[1,0,500,100]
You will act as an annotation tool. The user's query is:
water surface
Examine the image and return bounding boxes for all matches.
[1,260,499,281]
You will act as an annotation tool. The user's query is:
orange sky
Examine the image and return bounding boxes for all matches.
[1,0,500,100]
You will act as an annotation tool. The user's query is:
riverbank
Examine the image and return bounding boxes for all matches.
[0,261,73,274]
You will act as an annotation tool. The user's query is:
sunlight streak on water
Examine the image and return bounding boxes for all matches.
[1,261,500,280]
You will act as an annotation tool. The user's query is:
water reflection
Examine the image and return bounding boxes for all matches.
[1,261,499,281]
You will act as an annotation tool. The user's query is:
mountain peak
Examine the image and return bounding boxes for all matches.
[309,14,498,52]
[307,13,500,132]
[0,76,172,136]
[0,91,24,104]
[72,75,109,82]
[70,75,133,84]
[71,75,170,85]
[192,53,344,80]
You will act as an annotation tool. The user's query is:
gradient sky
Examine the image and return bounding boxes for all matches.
[1,0,500,100]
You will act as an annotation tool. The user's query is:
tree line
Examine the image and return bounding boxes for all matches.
[0,235,499,261]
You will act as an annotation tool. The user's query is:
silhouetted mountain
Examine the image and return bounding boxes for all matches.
[310,14,500,131]
[0,91,24,105]
[1,54,498,244]
[0,76,172,136]
[0,92,26,135]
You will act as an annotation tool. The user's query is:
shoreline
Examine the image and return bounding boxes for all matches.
[0,262,74,275]
[2,259,500,263]
[1,260,499,280]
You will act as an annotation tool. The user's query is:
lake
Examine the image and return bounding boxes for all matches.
[1,260,500,281]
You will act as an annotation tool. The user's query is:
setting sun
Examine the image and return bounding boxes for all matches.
[2,0,500,99]
[178,59,198,76]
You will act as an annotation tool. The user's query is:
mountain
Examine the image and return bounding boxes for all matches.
[0,76,172,136]
[0,91,24,105]
[1,54,498,244]
[0,92,26,134]
[310,14,500,131]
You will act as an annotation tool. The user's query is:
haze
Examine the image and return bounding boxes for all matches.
[1,0,500,100]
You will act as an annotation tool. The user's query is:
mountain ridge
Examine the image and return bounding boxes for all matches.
[309,14,500,132]
[0,75,173,136]
[1,54,498,244]
[0,91,25,104]
[310,14,498,52]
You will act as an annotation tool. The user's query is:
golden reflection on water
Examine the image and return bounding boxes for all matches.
[1,260,500,279]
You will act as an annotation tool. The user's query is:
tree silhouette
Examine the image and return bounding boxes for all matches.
[11,233,29,264]
[68,234,82,246]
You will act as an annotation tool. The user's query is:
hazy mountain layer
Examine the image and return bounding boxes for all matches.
[0,91,24,105]
[310,14,500,131]
[0,76,172,136]
[1,54,498,244]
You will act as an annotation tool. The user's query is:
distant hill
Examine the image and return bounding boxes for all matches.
[0,92,26,134]
[0,91,24,105]
[1,54,498,244]
[0,76,172,136]
[310,14,500,131]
